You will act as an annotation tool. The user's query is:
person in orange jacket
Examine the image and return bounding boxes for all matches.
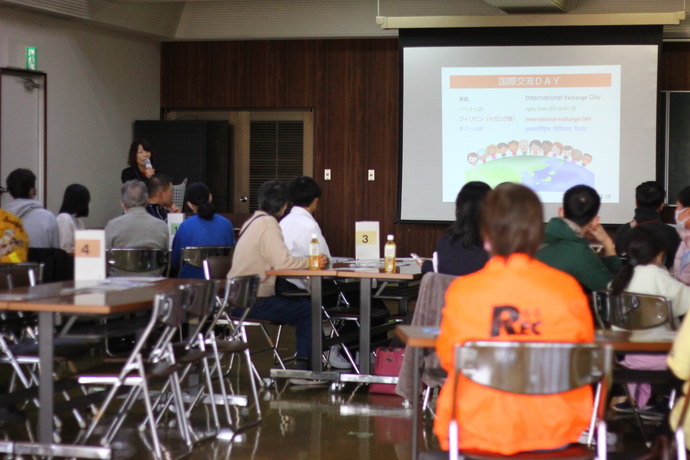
[434,182,595,455]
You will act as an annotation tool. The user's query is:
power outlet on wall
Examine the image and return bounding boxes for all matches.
[368,170,375,181]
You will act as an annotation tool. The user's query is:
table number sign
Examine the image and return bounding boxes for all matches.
[74,230,106,280]
[355,221,380,260]
[168,213,185,250]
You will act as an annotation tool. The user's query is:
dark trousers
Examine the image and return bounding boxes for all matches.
[234,295,312,359]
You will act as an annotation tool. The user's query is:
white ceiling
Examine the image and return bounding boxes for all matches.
[1,0,689,41]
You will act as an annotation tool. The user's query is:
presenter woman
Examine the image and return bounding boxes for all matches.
[434,183,594,455]
[121,139,155,187]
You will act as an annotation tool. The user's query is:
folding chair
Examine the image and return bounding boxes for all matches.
[447,341,612,460]
[75,288,192,459]
[593,290,678,443]
[592,290,676,331]
[106,248,170,277]
[672,383,690,460]
[203,256,287,384]
[172,178,187,210]
[180,246,234,277]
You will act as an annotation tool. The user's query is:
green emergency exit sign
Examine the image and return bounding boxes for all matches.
[26,47,37,70]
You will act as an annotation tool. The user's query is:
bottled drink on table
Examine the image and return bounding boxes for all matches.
[309,233,320,270]
[384,234,396,273]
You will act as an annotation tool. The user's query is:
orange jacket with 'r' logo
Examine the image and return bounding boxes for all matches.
[434,253,594,454]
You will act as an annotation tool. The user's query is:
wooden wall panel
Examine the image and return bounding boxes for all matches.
[163,39,455,257]
[661,42,690,91]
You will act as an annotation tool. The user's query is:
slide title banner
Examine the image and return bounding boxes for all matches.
[442,65,621,204]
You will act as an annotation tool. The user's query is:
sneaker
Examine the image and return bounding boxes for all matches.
[578,430,618,446]
[328,345,352,369]
[639,401,670,421]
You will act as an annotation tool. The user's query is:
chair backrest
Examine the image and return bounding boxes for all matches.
[593,289,675,331]
[203,255,233,280]
[172,178,187,210]
[224,275,260,311]
[182,246,234,269]
[107,249,170,277]
[156,288,188,328]
[455,341,612,395]
[0,262,42,289]
[183,280,218,318]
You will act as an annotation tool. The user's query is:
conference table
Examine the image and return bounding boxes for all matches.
[0,277,202,459]
[396,324,677,460]
[267,258,422,381]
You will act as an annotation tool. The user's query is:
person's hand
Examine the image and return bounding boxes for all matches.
[145,167,155,178]
[319,254,329,268]
[168,203,181,213]
[587,223,616,256]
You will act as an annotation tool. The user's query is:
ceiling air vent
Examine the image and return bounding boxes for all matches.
[481,0,568,14]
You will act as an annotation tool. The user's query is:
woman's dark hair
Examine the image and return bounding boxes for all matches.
[257,180,288,217]
[185,182,215,220]
[59,184,90,218]
[678,185,690,208]
[610,225,669,295]
[447,181,492,248]
[127,139,153,168]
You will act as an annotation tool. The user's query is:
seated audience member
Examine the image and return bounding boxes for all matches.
[673,186,690,285]
[171,182,234,279]
[536,184,621,293]
[421,181,491,275]
[610,225,690,413]
[121,139,154,187]
[280,176,331,288]
[279,176,352,369]
[105,180,168,250]
[228,180,327,370]
[3,168,59,249]
[56,184,90,251]
[146,174,181,222]
[615,181,679,270]
[435,183,594,454]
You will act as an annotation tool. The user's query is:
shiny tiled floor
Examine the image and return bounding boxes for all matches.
[1,323,672,459]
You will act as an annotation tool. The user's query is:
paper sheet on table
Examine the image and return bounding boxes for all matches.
[629,329,677,342]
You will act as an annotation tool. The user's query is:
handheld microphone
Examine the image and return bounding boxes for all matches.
[144,159,153,170]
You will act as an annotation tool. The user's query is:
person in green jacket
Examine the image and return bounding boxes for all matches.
[536,184,622,293]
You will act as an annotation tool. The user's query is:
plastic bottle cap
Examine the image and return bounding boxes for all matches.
[387,235,394,241]
[311,234,317,239]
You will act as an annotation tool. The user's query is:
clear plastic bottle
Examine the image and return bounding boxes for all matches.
[309,233,320,270]
[384,234,396,273]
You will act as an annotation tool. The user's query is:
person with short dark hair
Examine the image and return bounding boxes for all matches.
[614,181,679,269]
[434,183,594,454]
[2,168,59,248]
[146,174,181,222]
[171,182,234,278]
[121,139,155,187]
[228,180,327,369]
[105,180,168,251]
[56,184,90,251]
[536,184,621,293]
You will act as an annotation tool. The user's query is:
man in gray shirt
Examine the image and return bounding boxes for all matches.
[105,180,168,250]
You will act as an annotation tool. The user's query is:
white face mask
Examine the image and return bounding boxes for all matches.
[675,208,689,232]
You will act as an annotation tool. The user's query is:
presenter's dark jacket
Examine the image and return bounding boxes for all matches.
[121,166,150,188]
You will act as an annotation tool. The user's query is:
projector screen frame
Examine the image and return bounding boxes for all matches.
[396,25,665,225]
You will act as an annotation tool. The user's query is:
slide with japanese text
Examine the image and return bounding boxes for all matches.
[442,65,621,204]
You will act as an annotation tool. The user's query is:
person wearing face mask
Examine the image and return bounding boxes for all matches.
[673,186,690,285]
